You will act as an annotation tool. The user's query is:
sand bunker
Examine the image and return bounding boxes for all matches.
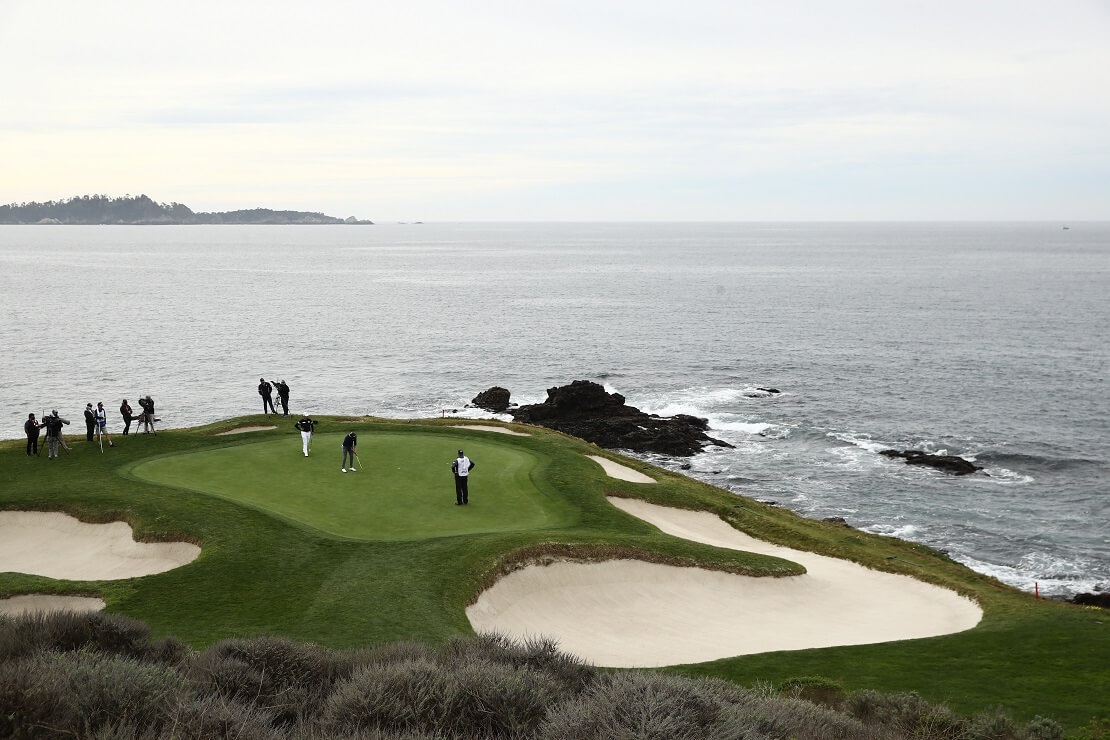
[467,497,981,667]
[0,511,200,581]
[451,424,531,436]
[215,425,277,435]
[0,595,106,617]
[587,455,655,483]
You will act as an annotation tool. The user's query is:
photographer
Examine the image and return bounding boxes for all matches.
[258,378,277,414]
[120,399,133,435]
[276,379,290,416]
[139,396,156,434]
[43,410,70,459]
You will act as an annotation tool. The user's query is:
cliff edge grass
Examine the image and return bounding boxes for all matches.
[0,415,1106,728]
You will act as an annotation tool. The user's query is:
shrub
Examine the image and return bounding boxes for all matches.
[0,648,185,738]
[0,610,182,664]
[188,635,342,726]
[321,657,451,735]
[778,676,847,708]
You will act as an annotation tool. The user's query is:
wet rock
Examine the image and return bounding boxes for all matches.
[510,379,733,456]
[879,449,982,475]
[471,386,511,412]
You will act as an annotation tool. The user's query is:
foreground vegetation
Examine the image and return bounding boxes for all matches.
[1,415,1106,733]
[0,611,1084,739]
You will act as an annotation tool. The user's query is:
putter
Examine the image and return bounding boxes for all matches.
[353,452,364,471]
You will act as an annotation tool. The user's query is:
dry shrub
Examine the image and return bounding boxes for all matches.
[0,610,186,664]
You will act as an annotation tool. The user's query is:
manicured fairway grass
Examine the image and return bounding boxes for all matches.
[131,432,574,539]
[1,415,1106,730]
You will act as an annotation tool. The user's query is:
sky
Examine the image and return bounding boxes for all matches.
[2,1,1109,221]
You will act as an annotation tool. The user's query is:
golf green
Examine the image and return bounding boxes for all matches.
[129,431,576,540]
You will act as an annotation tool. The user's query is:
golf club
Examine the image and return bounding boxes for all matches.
[353,452,364,471]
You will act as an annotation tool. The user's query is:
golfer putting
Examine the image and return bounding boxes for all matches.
[341,431,358,472]
[451,449,475,505]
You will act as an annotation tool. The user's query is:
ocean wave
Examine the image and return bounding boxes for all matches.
[974,451,1107,474]
[953,552,1105,599]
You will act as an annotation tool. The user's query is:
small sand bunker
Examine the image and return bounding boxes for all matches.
[215,425,277,435]
[587,455,655,483]
[0,595,105,617]
[451,425,531,436]
[0,512,200,580]
[467,498,981,667]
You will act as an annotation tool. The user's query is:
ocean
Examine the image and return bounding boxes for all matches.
[1,222,1106,599]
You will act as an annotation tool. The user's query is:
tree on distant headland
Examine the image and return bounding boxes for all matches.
[0,195,372,225]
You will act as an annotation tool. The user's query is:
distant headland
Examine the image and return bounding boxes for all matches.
[0,194,373,225]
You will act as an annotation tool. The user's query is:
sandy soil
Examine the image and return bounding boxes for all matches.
[450,424,531,436]
[215,425,278,435]
[0,594,106,617]
[0,511,200,581]
[467,497,982,667]
[586,455,656,483]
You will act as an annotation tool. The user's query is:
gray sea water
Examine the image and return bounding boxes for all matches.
[1,222,1107,598]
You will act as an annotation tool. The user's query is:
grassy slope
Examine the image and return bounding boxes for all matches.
[1,415,1106,729]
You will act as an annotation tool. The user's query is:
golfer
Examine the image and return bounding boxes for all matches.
[341,431,358,472]
[95,402,115,448]
[451,449,476,505]
[295,413,317,456]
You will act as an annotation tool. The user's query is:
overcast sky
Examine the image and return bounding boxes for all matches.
[2,1,1108,221]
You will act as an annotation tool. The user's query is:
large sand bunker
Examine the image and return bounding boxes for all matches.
[587,455,655,483]
[0,511,200,581]
[467,498,982,667]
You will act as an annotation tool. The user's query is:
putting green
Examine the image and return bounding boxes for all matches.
[130,431,576,540]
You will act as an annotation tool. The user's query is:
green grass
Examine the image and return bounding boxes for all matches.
[1,415,1106,731]
[130,432,575,539]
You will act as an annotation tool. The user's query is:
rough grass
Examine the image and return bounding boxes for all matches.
[0,612,1072,740]
[1,414,1107,731]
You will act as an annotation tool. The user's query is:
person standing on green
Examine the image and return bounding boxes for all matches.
[341,431,358,472]
[295,413,317,457]
[451,449,475,505]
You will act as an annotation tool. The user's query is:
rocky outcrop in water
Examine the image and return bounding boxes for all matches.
[509,380,733,456]
[879,449,983,475]
[1071,592,1110,609]
[471,387,511,412]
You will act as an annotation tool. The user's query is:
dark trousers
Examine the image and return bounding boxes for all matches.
[262,394,277,414]
[27,435,39,455]
[454,475,469,504]
[86,421,95,441]
[122,417,132,435]
[278,395,289,415]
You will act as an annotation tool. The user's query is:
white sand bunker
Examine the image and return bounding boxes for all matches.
[0,595,106,617]
[215,425,277,435]
[467,498,981,668]
[587,455,655,483]
[451,424,531,436]
[0,511,200,581]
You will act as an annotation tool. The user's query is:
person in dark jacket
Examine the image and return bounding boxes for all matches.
[139,396,156,434]
[83,403,96,441]
[294,413,317,456]
[43,410,70,459]
[276,380,290,416]
[341,432,358,472]
[120,399,133,435]
[451,449,476,505]
[258,378,277,414]
[25,413,41,456]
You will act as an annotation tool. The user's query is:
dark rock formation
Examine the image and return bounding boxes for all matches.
[879,449,983,475]
[822,516,851,527]
[1072,592,1110,609]
[510,380,733,456]
[471,386,511,412]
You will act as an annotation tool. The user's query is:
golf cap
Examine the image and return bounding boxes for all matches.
[87,403,93,407]
[458,449,464,455]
